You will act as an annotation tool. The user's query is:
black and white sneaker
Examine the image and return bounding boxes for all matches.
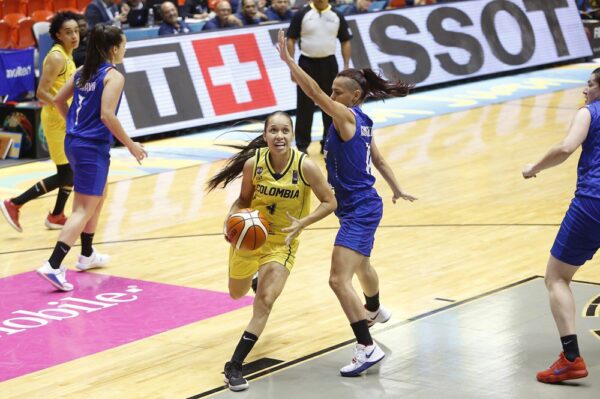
[224,361,249,392]
[366,305,392,327]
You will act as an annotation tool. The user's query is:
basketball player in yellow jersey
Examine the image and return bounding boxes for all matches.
[207,111,336,391]
[1,12,79,233]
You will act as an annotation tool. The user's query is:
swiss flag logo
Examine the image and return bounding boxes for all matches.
[192,34,276,115]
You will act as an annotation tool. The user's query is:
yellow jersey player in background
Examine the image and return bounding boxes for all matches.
[1,12,79,233]
[207,111,336,392]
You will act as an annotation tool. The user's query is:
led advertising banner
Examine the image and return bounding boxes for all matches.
[117,0,591,138]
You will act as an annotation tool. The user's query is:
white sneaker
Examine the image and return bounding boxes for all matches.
[36,262,74,291]
[366,305,392,327]
[340,343,385,377]
[76,251,109,271]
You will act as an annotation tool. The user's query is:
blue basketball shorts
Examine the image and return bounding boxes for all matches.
[334,194,383,257]
[65,135,111,196]
[551,196,600,266]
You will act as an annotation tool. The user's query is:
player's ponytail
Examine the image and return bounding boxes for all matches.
[77,24,123,87]
[206,134,267,191]
[337,68,412,102]
[207,111,293,191]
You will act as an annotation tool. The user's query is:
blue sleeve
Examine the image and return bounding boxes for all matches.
[202,19,218,30]
[265,8,278,21]
[158,23,172,36]
[85,4,105,27]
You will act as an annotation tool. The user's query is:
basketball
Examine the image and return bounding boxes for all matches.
[226,208,270,251]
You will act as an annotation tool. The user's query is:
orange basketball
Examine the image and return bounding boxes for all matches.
[226,209,270,251]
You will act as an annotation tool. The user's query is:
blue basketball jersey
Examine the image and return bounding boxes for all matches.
[67,63,121,144]
[576,100,600,199]
[323,106,378,207]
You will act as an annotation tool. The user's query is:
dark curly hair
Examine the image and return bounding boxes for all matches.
[49,11,81,43]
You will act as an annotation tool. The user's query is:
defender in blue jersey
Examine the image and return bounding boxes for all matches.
[277,30,416,377]
[35,24,147,292]
[523,69,600,383]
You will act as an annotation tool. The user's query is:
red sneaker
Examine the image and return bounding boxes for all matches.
[537,352,588,383]
[0,199,22,232]
[45,212,67,230]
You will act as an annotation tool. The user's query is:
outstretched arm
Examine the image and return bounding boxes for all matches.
[371,137,416,203]
[523,107,591,178]
[277,29,355,138]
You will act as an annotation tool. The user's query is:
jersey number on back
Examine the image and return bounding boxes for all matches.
[75,94,84,126]
[365,142,372,174]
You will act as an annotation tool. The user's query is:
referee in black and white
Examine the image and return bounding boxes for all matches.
[286,0,352,154]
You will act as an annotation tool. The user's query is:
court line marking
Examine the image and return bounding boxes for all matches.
[0,223,561,256]
[187,276,600,398]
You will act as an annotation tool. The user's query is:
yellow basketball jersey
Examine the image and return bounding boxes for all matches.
[43,44,76,103]
[251,148,311,245]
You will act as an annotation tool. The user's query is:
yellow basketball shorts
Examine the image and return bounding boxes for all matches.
[228,238,299,280]
[41,108,68,165]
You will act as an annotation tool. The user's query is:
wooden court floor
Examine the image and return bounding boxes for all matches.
[1,87,600,398]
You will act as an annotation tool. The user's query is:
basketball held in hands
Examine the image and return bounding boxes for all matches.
[226,209,270,251]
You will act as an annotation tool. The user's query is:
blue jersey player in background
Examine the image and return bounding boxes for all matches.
[277,30,416,377]
[35,24,147,292]
[522,68,600,384]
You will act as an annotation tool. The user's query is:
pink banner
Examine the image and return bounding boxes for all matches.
[0,271,253,382]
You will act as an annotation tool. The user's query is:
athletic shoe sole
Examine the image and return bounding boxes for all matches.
[35,270,73,291]
[223,376,249,391]
[44,219,65,230]
[537,369,588,383]
[0,201,22,232]
[340,353,386,377]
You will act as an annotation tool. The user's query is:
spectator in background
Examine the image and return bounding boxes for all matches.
[342,0,371,15]
[286,0,352,153]
[257,0,268,12]
[209,0,240,14]
[408,0,437,5]
[203,0,242,30]
[146,0,179,24]
[266,0,293,21]
[236,0,268,26]
[72,15,88,67]
[85,0,118,27]
[124,0,150,27]
[183,0,209,19]
[158,1,191,35]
